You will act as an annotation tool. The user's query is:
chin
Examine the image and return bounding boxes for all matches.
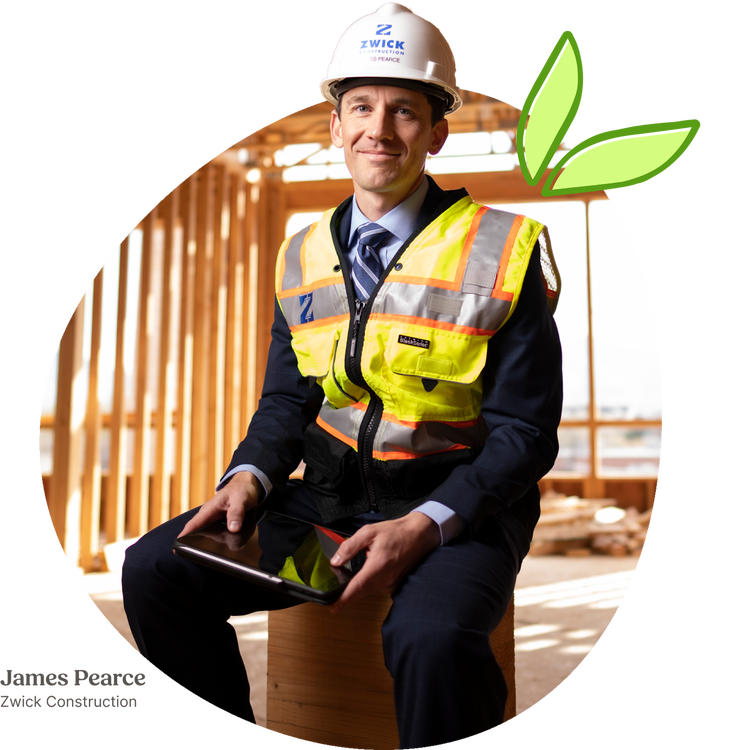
[356,176,399,193]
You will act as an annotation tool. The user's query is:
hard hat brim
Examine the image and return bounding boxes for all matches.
[321,76,462,115]
[328,76,460,115]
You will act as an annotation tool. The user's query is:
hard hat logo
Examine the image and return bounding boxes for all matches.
[321,3,463,115]
[359,39,405,52]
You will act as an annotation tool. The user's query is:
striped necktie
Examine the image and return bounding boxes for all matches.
[352,222,389,300]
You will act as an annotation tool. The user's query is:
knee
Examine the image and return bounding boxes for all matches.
[382,612,507,721]
[122,533,154,572]
[382,616,477,674]
[122,532,160,576]
[121,535,165,600]
[121,516,189,598]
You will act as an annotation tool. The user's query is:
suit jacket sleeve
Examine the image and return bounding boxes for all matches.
[424,243,563,535]
[223,298,325,495]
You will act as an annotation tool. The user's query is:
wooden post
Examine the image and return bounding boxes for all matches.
[105,237,129,544]
[80,270,104,570]
[189,165,213,508]
[224,173,244,461]
[173,175,197,518]
[152,190,179,528]
[130,211,156,538]
[50,297,86,563]
[253,172,285,406]
[207,164,228,496]
[245,180,265,424]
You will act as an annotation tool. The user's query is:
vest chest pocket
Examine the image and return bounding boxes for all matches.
[291,324,365,409]
[290,322,341,380]
[377,326,490,421]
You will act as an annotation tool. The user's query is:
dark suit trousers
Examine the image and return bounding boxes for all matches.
[122,482,521,748]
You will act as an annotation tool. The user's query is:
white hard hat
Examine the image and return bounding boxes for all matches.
[320,3,462,115]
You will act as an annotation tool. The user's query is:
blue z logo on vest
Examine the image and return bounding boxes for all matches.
[299,293,314,324]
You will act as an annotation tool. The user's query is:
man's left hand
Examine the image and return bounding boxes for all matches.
[328,512,441,614]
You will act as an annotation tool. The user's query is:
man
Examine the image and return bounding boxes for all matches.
[122,3,563,747]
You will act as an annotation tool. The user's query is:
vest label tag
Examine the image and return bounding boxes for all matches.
[398,334,429,349]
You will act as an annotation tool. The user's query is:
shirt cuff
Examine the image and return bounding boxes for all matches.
[217,465,272,501]
[410,501,466,545]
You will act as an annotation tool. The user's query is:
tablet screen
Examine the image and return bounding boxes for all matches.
[173,510,359,602]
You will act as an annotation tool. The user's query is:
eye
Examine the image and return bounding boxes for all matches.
[395,107,416,118]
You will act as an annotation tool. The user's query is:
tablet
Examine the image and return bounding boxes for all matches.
[172,510,363,604]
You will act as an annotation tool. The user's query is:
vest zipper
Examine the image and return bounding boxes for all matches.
[347,297,381,513]
[332,335,357,402]
[339,189,466,514]
[350,298,364,359]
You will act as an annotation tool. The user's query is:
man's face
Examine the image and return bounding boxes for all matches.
[330,85,449,214]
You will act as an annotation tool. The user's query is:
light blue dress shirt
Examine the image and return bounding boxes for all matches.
[221,177,466,545]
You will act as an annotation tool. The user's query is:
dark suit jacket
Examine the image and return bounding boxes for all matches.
[224,176,563,549]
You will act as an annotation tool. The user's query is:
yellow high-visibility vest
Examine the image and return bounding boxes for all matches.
[276,194,556,515]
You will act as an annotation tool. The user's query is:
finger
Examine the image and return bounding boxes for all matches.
[178,491,234,539]
[329,559,378,613]
[177,502,223,539]
[226,475,260,532]
[330,527,373,566]
[225,500,246,533]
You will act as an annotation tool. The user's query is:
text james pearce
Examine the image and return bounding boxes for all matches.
[0,670,146,687]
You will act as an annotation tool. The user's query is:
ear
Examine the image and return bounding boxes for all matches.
[330,110,343,148]
[428,119,449,156]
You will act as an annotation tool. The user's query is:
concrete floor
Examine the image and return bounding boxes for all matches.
[84,552,640,727]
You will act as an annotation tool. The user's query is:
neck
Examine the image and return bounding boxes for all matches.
[352,171,425,222]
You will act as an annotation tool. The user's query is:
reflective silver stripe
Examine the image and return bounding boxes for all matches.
[280,226,309,292]
[460,209,520,288]
[318,401,489,458]
[374,282,511,332]
[373,416,489,457]
[318,401,365,445]
[277,216,350,327]
[370,207,523,330]
[278,281,349,328]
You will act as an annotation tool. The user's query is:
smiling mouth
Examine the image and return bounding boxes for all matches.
[360,151,400,160]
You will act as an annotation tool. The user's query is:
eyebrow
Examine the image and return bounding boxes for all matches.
[346,94,421,108]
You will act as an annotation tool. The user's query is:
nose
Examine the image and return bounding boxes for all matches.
[368,107,394,141]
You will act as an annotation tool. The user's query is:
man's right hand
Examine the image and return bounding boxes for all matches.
[176,471,262,539]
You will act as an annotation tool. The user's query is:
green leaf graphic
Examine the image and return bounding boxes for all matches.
[518,31,583,186]
[542,121,700,196]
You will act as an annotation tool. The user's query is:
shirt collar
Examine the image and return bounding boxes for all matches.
[348,176,429,247]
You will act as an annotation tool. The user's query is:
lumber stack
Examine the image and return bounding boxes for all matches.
[529,491,651,557]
